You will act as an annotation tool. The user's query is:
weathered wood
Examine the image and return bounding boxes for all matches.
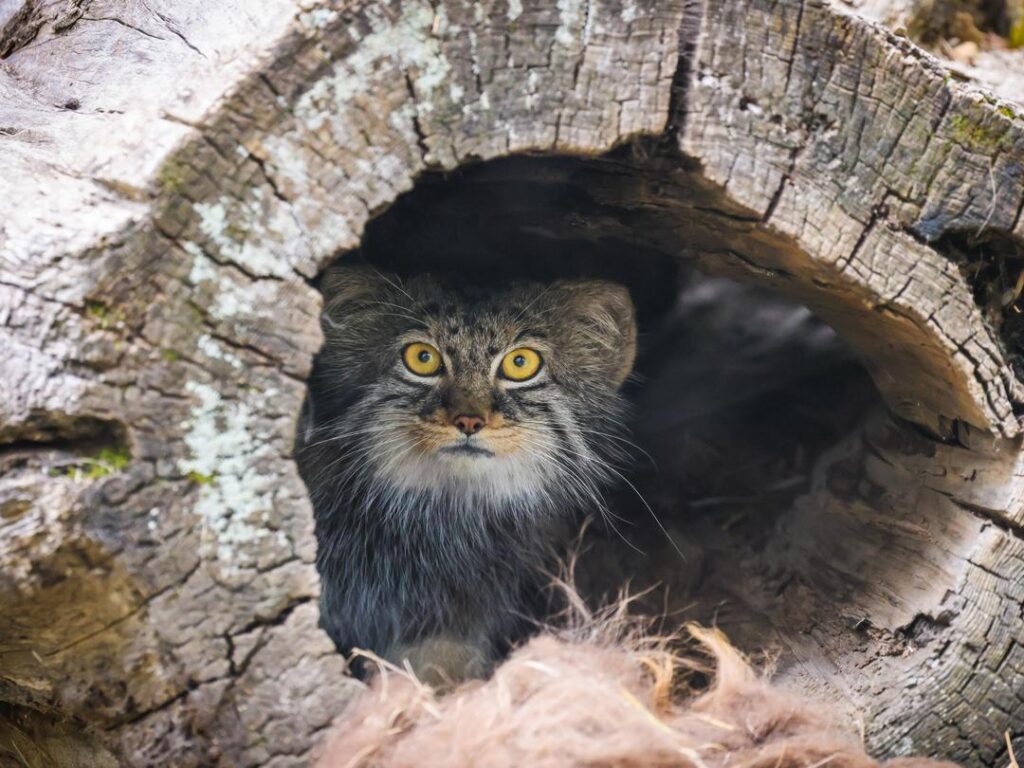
[2,0,1024,764]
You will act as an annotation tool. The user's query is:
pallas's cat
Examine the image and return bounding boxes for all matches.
[297,266,636,683]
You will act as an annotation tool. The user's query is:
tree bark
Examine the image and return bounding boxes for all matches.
[2,0,1023,765]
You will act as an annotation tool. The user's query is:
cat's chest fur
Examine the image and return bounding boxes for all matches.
[310,472,570,675]
[297,266,636,683]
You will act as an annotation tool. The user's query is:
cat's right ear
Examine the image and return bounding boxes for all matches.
[320,267,416,338]
[319,267,407,344]
[321,265,403,310]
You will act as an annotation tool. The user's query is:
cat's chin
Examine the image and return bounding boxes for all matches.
[375,444,549,505]
[438,443,495,459]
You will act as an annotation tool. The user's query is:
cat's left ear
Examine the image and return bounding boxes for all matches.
[550,279,637,388]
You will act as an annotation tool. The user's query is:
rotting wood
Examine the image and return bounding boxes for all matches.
[2,0,1024,764]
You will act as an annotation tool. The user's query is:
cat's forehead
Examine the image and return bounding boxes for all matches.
[408,279,545,339]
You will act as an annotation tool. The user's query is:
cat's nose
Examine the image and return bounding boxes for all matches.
[453,414,485,436]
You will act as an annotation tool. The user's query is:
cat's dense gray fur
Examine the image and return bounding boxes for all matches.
[297,266,636,682]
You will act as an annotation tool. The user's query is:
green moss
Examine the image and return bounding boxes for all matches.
[161,348,181,362]
[947,114,1013,151]
[187,470,216,486]
[96,447,130,470]
[82,464,112,480]
[85,300,126,330]
[224,223,249,242]
[1010,15,1024,48]
[81,446,131,479]
[157,160,189,193]
[85,300,109,320]
[49,446,131,481]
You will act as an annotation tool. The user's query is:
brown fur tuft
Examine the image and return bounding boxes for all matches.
[316,617,957,768]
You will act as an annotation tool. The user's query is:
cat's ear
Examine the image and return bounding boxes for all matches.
[321,265,406,310]
[550,279,637,388]
[319,266,414,346]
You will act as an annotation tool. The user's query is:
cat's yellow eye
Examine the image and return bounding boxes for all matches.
[500,347,543,382]
[403,342,443,376]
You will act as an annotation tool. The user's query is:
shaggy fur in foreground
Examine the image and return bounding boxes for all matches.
[317,623,957,768]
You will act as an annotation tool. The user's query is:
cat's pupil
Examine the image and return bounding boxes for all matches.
[514,355,526,367]
[418,350,432,363]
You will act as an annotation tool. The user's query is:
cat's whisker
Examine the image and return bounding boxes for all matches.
[369,268,416,304]
[317,434,412,484]
[512,439,647,557]
[357,300,427,326]
[514,433,644,522]
[516,425,628,477]
[513,436,609,512]
[301,425,385,450]
[510,283,556,326]
[575,429,655,468]
[600,464,685,561]
[356,311,426,325]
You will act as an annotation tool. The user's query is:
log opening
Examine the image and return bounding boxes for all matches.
[301,146,1024,765]
[302,143,887,650]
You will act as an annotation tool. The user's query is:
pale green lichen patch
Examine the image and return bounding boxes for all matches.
[556,0,585,47]
[179,381,288,571]
[196,334,244,369]
[1011,15,1024,48]
[96,447,130,471]
[157,159,190,194]
[184,241,284,321]
[295,0,452,130]
[192,189,305,280]
[298,6,338,31]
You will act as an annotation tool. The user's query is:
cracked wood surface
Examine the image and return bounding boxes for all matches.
[724,411,1024,766]
[1,0,1024,764]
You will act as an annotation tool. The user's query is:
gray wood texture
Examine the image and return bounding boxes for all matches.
[2,0,1023,764]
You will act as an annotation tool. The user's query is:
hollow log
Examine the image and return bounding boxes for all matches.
[2,0,1024,765]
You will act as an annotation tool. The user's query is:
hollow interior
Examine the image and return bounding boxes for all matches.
[937,229,1024,382]
[302,147,894,668]
[302,148,1024,765]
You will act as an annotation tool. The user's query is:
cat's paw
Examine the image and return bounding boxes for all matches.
[392,636,492,688]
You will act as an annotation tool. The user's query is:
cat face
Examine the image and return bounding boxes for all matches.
[304,266,636,514]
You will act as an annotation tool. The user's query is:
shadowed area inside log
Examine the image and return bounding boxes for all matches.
[934,229,1024,384]
[301,145,895,666]
[301,147,1024,765]
[356,163,880,606]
